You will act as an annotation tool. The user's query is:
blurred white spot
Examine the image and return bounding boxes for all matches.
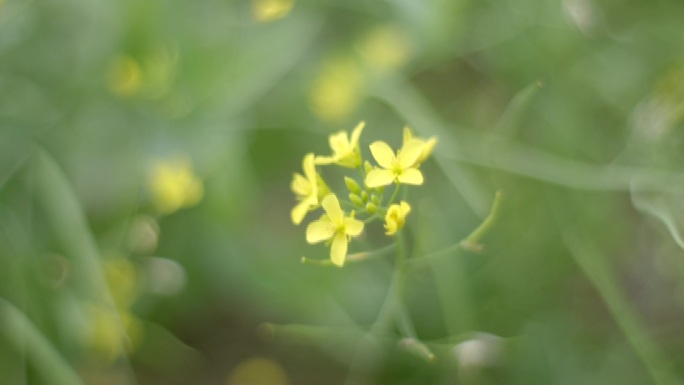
[127,215,160,255]
[143,256,186,296]
[562,0,599,36]
[453,332,503,370]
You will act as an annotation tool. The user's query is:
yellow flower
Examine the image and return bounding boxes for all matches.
[310,55,364,122]
[306,194,364,267]
[356,25,412,72]
[291,153,329,225]
[107,55,141,97]
[385,201,411,235]
[86,256,142,361]
[403,126,437,165]
[315,121,365,168]
[252,0,294,22]
[148,157,204,215]
[365,140,425,188]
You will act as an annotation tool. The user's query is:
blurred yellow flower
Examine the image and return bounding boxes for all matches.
[252,0,294,23]
[291,153,329,225]
[385,201,411,235]
[107,45,179,101]
[107,55,142,96]
[315,121,365,168]
[365,140,425,188]
[310,55,364,122]
[306,194,364,267]
[403,126,437,165]
[149,157,204,215]
[228,357,290,385]
[87,303,142,361]
[356,25,412,71]
[86,257,142,361]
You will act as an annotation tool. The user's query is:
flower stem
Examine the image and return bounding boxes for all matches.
[386,182,401,207]
[460,190,503,251]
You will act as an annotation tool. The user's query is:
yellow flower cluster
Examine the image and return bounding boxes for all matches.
[290,122,436,266]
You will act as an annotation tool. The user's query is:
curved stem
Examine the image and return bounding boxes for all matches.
[386,183,401,207]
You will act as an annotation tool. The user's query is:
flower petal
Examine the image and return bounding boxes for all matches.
[344,217,364,237]
[306,219,336,243]
[329,131,350,155]
[303,153,317,182]
[290,173,309,196]
[350,121,365,147]
[417,137,437,163]
[330,232,348,267]
[397,168,423,185]
[314,155,335,165]
[398,139,425,169]
[402,126,413,145]
[291,199,311,225]
[369,141,396,169]
[321,194,343,223]
[399,201,412,215]
[365,169,396,188]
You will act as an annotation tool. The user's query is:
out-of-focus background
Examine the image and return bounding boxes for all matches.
[3,0,684,384]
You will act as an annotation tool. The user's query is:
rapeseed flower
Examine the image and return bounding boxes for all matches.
[86,256,142,361]
[148,157,204,215]
[385,201,411,235]
[252,0,294,22]
[356,25,412,72]
[291,153,329,225]
[403,127,437,165]
[107,55,142,97]
[315,121,365,168]
[310,55,364,122]
[306,194,364,267]
[365,140,425,188]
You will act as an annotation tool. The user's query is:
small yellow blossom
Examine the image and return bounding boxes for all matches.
[385,201,411,235]
[252,0,294,23]
[86,303,142,361]
[107,55,142,96]
[291,153,329,225]
[403,127,437,165]
[86,257,142,361]
[365,140,425,188]
[148,157,204,215]
[315,121,365,168]
[306,194,364,267]
[356,25,412,71]
[310,55,364,122]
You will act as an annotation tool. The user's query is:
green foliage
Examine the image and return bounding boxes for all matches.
[2,0,684,384]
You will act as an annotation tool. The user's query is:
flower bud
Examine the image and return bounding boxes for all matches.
[344,176,361,194]
[361,191,369,202]
[365,202,377,214]
[349,193,364,207]
[371,194,380,206]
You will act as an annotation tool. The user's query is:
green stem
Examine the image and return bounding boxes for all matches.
[393,231,416,339]
[460,190,503,251]
[386,183,401,207]
[301,243,395,266]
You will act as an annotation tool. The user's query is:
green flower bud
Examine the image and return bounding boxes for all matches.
[349,193,364,207]
[344,176,361,194]
[371,194,380,206]
[365,202,377,214]
[361,191,369,202]
[376,185,384,194]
